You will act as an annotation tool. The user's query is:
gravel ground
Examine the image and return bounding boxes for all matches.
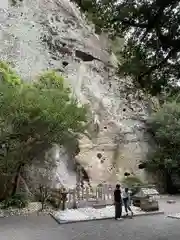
[0,212,180,240]
[0,195,179,240]
[0,202,56,218]
[59,215,180,240]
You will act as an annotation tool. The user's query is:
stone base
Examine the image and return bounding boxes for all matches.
[93,203,107,209]
[139,199,159,212]
[167,200,176,204]
[167,213,180,219]
[51,206,164,224]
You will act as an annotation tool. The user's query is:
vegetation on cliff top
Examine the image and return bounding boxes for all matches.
[0,61,87,197]
[72,0,180,96]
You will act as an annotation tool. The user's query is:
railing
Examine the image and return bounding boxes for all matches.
[51,184,114,209]
[50,183,158,209]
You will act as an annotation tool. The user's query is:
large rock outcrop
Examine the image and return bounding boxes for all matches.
[0,0,154,187]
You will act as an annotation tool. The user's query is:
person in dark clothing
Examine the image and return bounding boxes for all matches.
[114,184,122,220]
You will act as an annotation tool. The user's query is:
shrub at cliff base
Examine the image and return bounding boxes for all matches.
[0,61,87,200]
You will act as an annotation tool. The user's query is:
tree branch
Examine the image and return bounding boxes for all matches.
[156,26,180,50]
[121,19,148,28]
[138,48,176,80]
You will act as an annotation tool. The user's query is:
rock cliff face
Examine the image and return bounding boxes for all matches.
[0,0,154,187]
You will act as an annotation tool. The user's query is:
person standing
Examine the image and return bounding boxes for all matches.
[114,184,122,220]
[122,187,133,217]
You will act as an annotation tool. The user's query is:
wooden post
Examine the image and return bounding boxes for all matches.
[98,187,103,200]
[76,185,80,200]
[108,185,112,200]
[81,186,84,200]
[96,187,98,200]
[57,188,62,209]
[85,186,89,201]
[67,189,71,209]
[76,166,80,201]
[103,185,107,200]
[61,188,67,211]
[72,189,77,209]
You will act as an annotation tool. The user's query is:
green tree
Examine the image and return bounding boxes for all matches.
[146,101,180,175]
[72,0,180,96]
[0,62,87,196]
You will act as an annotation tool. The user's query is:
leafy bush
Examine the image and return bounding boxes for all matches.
[0,62,87,193]
[122,176,143,187]
[1,193,29,209]
[122,176,143,196]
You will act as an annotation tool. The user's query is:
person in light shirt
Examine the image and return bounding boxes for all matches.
[122,187,133,217]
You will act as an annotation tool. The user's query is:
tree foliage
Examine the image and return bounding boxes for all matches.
[0,62,87,175]
[72,0,180,95]
[146,101,180,174]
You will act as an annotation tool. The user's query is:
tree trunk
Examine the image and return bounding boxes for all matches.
[165,169,178,194]
[11,164,23,196]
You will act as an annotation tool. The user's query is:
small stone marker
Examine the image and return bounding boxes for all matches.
[167,200,176,204]
[167,213,180,219]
